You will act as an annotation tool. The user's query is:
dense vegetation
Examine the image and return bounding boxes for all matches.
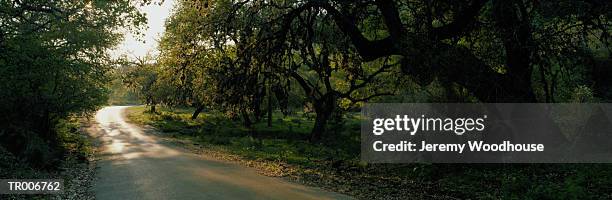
[0,1,147,168]
[116,0,612,199]
[126,106,612,199]
[124,0,611,141]
[1,0,611,199]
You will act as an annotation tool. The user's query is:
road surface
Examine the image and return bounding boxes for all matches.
[89,106,350,200]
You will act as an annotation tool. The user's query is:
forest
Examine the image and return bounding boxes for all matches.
[1,0,612,199]
[0,1,146,166]
[122,0,611,140]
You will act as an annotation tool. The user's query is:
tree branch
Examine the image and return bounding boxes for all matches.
[430,0,487,40]
[279,1,401,61]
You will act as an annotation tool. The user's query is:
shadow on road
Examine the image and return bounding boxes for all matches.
[87,106,352,200]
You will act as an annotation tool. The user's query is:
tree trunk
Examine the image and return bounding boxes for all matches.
[150,104,156,114]
[310,95,335,142]
[310,110,330,142]
[191,105,205,120]
[253,100,262,123]
[241,109,252,128]
[267,85,273,127]
[499,3,536,102]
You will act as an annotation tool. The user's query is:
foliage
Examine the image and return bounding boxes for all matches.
[121,0,612,142]
[107,67,140,105]
[127,106,612,199]
[0,117,96,199]
[115,1,612,198]
[143,0,407,141]
[121,55,162,111]
[0,0,148,167]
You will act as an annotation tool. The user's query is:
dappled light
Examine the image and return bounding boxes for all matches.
[1,0,611,199]
[90,106,350,199]
[94,106,181,160]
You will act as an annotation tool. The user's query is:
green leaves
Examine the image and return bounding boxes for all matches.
[0,0,149,163]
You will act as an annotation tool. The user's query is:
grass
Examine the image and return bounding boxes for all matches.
[126,106,612,200]
[126,106,360,165]
[0,117,95,200]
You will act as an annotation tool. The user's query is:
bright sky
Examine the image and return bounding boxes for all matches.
[112,0,175,59]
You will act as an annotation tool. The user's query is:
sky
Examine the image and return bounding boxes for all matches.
[111,0,175,59]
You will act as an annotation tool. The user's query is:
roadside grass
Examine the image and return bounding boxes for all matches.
[126,106,612,200]
[0,118,96,200]
[126,106,359,165]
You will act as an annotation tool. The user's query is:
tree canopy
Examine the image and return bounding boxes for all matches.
[127,0,610,141]
[0,0,148,166]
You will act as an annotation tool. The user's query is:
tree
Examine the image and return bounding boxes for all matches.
[159,1,273,127]
[157,0,610,142]
[0,0,148,166]
[274,0,611,102]
[279,8,399,141]
[157,3,206,117]
[175,0,399,140]
[123,55,162,113]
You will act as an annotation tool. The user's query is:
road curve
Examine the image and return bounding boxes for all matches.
[89,106,351,200]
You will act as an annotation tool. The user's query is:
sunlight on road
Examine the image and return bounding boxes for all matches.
[90,106,351,200]
[95,106,181,160]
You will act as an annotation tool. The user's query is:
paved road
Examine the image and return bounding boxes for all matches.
[89,106,350,200]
